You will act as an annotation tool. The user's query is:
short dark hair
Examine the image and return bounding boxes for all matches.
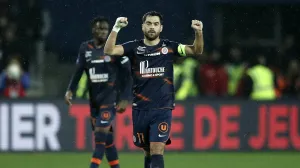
[90,16,109,27]
[142,11,163,24]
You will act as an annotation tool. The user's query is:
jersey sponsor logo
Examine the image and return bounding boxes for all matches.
[85,51,92,62]
[137,51,145,55]
[144,52,161,57]
[91,60,104,63]
[85,51,92,58]
[137,46,146,52]
[139,60,165,78]
[89,68,109,83]
[137,46,146,55]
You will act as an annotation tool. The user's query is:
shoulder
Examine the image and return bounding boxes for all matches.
[161,39,178,45]
[80,40,94,49]
[162,39,180,51]
[122,39,140,45]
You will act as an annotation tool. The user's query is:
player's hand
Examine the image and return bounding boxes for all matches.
[191,20,203,32]
[116,100,128,113]
[114,17,128,29]
[64,91,73,106]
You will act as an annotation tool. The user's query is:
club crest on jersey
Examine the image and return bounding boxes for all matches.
[104,56,111,62]
[161,47,168,54]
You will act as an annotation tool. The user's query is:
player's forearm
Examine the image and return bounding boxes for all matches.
[104,31,118,55]
[193,30,204,55]
[118,70,132,100]
[119,79,132,100]
[67,66,84,93]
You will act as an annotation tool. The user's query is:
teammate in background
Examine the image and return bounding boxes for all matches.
[65,16,132,168]
[104,11,203,168]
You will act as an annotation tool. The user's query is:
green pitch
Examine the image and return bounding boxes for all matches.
[0,152,298,168]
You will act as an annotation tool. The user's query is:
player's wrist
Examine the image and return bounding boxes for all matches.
[66,90,73,95]
[194,29,203,34]
[112,25,121,33]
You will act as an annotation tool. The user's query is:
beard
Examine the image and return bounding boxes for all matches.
[94,36,106,45]
[144,31,160,41]
[93,33,107,43]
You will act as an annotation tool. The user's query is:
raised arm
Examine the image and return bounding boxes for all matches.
[179,20,204,57]
[104,17,128,56]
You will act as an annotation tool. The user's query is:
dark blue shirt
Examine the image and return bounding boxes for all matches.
[67,40,132,108]
[123,39,180,109]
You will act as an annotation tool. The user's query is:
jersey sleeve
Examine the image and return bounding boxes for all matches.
[75,43,86,66]
[67,43,86,93]
[116,56,132,101]
[122,40,136,58]
[169,41,187,57]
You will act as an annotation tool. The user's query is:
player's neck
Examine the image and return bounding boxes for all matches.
[94,39,104,48]
[143,38,160,46]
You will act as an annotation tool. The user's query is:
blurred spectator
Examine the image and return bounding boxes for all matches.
[225,46,246,97]
[16,0,43,40]
[240,54,276,100]
[284,59,300,98]
[197,49,228,97]
[277,35,298,71]
[174,57,198,100]
[0,0,43,72]
[2,23,29,71]
[0,57,30,98]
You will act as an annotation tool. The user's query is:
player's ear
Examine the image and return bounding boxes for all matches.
[160,25,163,32]
[142,23,145,31]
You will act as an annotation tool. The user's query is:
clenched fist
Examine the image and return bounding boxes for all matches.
[113,17,128,32]
[191,20,203,31]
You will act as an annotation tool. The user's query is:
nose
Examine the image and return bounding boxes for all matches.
[148,24,155,29]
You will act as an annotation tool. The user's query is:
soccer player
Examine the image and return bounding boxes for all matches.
[104,11,203,168]
[65,16,132,168]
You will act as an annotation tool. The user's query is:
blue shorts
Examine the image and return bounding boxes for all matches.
[132,108,172,148]
[90,107,116,130]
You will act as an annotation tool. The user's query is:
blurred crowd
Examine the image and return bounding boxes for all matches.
[0,1,299,100]
[0,0,42,98]
[174,34,300,100]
